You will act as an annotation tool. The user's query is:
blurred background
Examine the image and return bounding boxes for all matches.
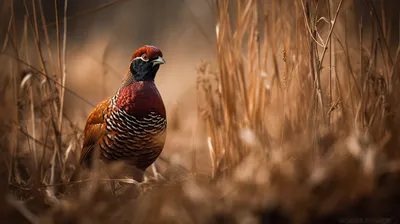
[1,0,399,175]
[1,0,400,223]
[1,0,220,174]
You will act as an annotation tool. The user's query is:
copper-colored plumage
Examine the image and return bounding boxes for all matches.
[79,45,166,181]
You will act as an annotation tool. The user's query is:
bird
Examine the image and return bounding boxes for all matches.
[79,45,167,182]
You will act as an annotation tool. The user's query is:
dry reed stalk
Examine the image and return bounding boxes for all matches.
[58,0,68,132]
[200,0,400,194]
[8,0,20,185]
[2,0,87,200]
[55,0,69,190]
[200,0,279,176]
[38,0,56,78]
[1,0,400,223]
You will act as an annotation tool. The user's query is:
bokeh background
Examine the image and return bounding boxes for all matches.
[1,0,399,174]
[1,0,400,223]
[1,0,219,174]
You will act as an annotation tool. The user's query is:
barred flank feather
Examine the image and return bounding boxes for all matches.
[101,109,167,169]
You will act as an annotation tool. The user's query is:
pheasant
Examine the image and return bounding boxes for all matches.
[79,45,167,182]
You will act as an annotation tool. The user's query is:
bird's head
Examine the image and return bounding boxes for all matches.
[128,45,166,82]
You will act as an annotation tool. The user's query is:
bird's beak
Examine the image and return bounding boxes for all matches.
[152,56,166,66]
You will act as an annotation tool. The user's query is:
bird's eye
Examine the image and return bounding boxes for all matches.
[141,54,149,61]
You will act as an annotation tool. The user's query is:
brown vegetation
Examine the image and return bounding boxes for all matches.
[0,0,399,223]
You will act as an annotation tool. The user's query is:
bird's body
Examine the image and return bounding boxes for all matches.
[79,45,167,181]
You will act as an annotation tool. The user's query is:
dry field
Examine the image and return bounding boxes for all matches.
[0,0,400,223]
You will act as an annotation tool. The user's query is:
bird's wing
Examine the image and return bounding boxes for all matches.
[79,98,111,165]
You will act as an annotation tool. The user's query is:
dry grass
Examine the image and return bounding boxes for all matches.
[198,0,400,222]
[1,0,400,223]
